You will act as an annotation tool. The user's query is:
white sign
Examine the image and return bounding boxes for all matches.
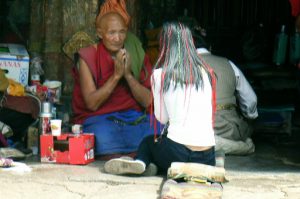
[0,43,30,86]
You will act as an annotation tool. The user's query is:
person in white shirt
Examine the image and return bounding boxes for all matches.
[196,46,258,155]
[104,22,217,175]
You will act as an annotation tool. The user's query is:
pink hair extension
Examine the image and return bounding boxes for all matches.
[198,54,217,128]
[156,31,166,66]
[177,26,182,65]
[164,26,172,69]
[150,28,168,140]
[151,22,217,139]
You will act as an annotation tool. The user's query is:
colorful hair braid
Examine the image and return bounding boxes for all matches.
[152,22,217,135]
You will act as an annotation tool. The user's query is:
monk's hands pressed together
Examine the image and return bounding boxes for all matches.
[114,49,126,79]
[114,48,132,79]
[123,50,132,78]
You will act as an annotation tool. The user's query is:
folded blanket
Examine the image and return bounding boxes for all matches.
[161,179,223,199]
[168,162,227,183]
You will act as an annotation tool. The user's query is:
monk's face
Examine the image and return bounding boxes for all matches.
[97,14,127,54]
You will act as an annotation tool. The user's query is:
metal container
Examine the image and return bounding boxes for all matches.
[39,114,52,135]
[41,102,52,114]
[39,102,53,135]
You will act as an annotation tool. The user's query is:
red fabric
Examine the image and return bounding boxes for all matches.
[290,0,300,17]
[97,0,130,26]
[0,133,8,147]
[72,42,153,124]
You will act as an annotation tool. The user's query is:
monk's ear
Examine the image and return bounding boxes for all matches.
[96,28,103,39]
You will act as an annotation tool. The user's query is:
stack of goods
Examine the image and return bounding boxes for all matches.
[161,162,227,199]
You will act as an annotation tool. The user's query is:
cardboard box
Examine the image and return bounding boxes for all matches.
[0,43,30,86]
[255,106,294,136]
[27,126,39,155]
[40,133,95,165]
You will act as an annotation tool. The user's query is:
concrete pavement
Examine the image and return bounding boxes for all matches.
[1,137,300,199]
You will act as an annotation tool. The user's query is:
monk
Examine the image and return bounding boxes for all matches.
[71,12,159,158]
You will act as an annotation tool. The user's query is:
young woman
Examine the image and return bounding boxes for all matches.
[104,22,216,175]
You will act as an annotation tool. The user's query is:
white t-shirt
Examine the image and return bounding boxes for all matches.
[151,68,215,147]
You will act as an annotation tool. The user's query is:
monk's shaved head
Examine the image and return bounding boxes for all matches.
[96,12,127,30]
[95,12,128,54]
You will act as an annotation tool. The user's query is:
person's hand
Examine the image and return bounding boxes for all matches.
[124,51,132,78]
[114,49,126,79]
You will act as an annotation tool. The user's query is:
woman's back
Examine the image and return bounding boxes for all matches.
[151,68,215,147]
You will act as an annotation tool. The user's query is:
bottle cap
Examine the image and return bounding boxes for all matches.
[39,112,53,118]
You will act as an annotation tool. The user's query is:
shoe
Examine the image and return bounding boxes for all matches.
[120,156,133,160]
[142,163,158,176]
[120,156,158,176]
[18,148,33,158]
[13,142,33,158]
[104,158,145,175]
[0,147,25,160]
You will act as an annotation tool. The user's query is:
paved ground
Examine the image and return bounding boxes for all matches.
[1,134,300,199]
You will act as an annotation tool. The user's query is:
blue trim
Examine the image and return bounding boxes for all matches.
[0,57,30,62]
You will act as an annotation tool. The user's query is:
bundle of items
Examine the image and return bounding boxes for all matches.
[160,162,227,199]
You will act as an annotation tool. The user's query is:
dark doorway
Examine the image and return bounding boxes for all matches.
[0,0,31,46]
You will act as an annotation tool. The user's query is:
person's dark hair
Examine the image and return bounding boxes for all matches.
[155,22,213,92]
[193,33,208,49]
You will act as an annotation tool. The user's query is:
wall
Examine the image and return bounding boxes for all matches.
[28,0,140,95]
